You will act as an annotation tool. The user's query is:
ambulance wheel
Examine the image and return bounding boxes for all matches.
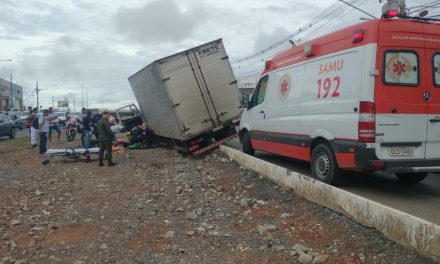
[242,131,254,156]
[395,172,427,183]
[311,144,341,185]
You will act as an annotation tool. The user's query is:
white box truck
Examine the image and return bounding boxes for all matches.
[128,39,242,154]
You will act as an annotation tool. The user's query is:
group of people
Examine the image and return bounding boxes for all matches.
[26,106,117,167]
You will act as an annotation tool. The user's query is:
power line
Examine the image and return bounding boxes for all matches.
[336,0,376,18]
[233,0,367,75]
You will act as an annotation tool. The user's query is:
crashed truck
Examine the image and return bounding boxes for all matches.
[128,39,242,154]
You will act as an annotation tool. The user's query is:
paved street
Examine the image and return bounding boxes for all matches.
[225,139,440,225]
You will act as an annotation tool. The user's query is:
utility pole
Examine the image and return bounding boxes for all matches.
[81,83,84,108]
[35,81,41,112]
[9,74,13,110]
[399,0,406,16]
[85,84,88,108]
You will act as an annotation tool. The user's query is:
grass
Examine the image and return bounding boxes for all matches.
[0,135,30,148]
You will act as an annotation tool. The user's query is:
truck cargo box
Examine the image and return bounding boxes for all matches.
[128,39,242,142]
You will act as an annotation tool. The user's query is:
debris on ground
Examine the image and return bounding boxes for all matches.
[0,139,435,263]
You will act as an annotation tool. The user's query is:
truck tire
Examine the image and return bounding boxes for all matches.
[395,172,427,183]
[242,131,255,156]
[311,144,341,185]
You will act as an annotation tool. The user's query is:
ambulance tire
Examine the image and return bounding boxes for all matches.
[395,172,427,183]
[242,131,255,156]
[311,144,342,185]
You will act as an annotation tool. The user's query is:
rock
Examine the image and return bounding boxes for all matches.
[164,231,175,239]
[74,261,86,264]
[10,220,21,226]
[42,201,50,206]
[186,231,195,236]
[315,254,329,263]
[359,253,366,262]
[176,186,183,194]
[196,166,203,171]
[99,243,108,251]
[263,224,277,232]
[175,207,184,213]
[256,200,268,205]
[35,190,43,196]
[293,244,309,253]
[257,225,273,239]
[49,223,58,230]
[194,208,203,216]
[31,227,45,231]
[185,211,198,221]
[274,245,285,252]
[196,227,206,233]
[207,176,215,182]
[298,252,313,264]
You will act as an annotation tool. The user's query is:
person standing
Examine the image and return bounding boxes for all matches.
[38,109,49,154]
[78,107,87,147]
[91,111,101,140]
[97,109,116,166]
[47,107,61,142]
[29,108,38,148]
[83,110,93,149]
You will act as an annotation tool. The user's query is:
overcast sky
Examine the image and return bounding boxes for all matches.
[0,0,434,110]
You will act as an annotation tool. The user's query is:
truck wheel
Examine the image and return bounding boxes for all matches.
[311,144,341,185]
[242,131,254,156]
[395,173,427,183]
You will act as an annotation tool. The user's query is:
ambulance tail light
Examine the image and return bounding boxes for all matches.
[358,101,376,143]
[386,9,399,18]
[352,29,363,44]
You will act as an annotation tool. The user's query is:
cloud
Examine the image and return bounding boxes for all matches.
[115,0,206,44]
[253,27,291,53]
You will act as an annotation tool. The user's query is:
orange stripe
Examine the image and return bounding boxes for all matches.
[251,139,310,161]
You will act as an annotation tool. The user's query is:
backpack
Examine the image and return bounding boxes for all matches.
[32,116,39,129]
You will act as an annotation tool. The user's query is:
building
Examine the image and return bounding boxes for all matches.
[238,81,255,107]
[0,77,23,111]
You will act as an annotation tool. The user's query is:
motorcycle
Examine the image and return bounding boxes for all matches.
[65,118,80,142]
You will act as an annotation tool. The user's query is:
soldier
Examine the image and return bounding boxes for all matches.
[96,109,116,167]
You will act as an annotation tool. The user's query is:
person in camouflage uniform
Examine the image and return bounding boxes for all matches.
[97,109,117,166]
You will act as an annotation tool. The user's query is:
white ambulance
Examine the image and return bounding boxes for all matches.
[239,10,440,185]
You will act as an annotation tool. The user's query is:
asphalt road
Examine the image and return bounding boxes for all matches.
[0,127,30,141]
[225,139,440,226]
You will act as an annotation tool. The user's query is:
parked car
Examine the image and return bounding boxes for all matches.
[55,112,67,126]
[21,113,29,128]
[0,113,15,139]
[8,112,23,130]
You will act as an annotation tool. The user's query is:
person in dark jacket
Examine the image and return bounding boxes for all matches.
[96,109,116,166]
[83,110,93,149]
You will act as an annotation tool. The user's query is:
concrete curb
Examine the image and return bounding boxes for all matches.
[220,145,440,263]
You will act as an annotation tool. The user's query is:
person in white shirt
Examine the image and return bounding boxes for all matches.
[38,109,50,154]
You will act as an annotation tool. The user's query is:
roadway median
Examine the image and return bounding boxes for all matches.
[220,145,440,263]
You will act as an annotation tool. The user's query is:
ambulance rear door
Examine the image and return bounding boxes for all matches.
[424,23,440,160]
[375,22,428,160]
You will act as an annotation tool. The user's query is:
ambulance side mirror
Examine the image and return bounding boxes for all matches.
[435,67,439,73]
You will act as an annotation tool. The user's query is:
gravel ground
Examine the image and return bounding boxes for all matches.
[0,138,436,264]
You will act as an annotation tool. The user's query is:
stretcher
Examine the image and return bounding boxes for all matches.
[43,147,100,165]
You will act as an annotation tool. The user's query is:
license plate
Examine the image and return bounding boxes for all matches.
[388,146,414,156]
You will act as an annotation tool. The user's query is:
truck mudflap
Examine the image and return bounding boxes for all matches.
[191,134,237,155]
